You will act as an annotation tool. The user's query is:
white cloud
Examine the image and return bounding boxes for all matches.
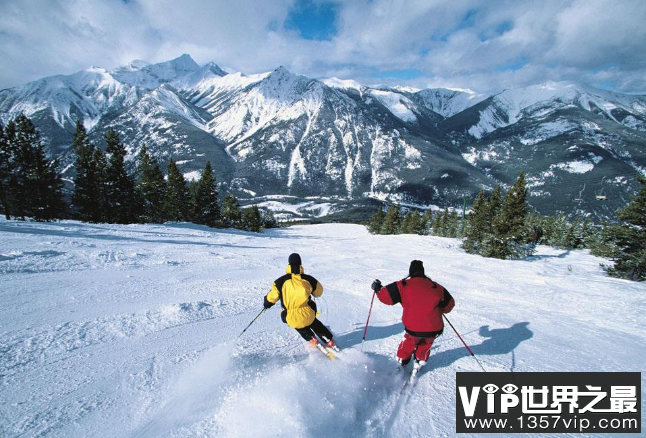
[0,0,645,94]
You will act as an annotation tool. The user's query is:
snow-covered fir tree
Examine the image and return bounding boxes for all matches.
[381,204,401,234]
[368,206,384,234]
[105,129,138,224]
[136,144,166,224]
[221,194,242,228]
[192,161,220,228]
[0,115,64,221]
[72,122,107,222]
[242,205,262,232]
[605,175,646,281]
[164,159,189,222]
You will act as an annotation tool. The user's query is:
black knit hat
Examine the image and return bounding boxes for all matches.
[289,253,302,273]
[409,260,424,277]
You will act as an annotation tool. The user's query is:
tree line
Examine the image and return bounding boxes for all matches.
[0,114,277,232]
[368,172,646,281]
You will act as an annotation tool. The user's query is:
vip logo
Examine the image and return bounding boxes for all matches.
[459,382,521,417]
[456,373,641,433]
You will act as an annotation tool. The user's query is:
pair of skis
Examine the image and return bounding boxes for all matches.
[312,341,340,360]
[399,361,424,394]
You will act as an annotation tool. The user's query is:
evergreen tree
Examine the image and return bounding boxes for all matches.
[187,179,198,223]
[261,209,279,229]
[93,147,109,222]
[420,210,432,235]
[526,213,545,246]
[491,173,531,259]
[137,144,166,223]
[401,211,415,234]
[72,121,105,222]
[458,211,467,238]
[464,190,492,254]
[104,129,137,224]
[487,185,503,224]
[564,217,582,249]
[589,220,619,258]
[368,206,384,234]
[538,214,555,246]
[476,186,503,257]
[7,116,35,219]
[605,175,646,281]
[381,204,401,234]
[0,120,15,220]
[193,161,220,227]
[242,205,263,232]
[164,158,189,222]
[410,210,423,235]
[221,194,242,228]
[580,217,594,249]
[431,210,442,236]
[545,214,563,247]
[438,210,449,237]
[26,134,65,220]
[0,122,14,219]
[1,115,65,220]
[447,210,459,238]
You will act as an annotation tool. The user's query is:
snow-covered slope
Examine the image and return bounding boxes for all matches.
[321,81,487,121]
[415,88,489,119]
[368,88,419,123]
[1,219,644,437]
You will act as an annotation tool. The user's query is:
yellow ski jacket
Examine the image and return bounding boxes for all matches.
[265,265,323,329]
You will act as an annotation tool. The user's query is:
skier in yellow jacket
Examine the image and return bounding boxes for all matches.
[264,253,336,348]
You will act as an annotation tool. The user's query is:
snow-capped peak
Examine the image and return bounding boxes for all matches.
[173,62,228,90]
[393,85,421,94]
[256,66,311,99]
[123,59,150,71]
[321,77,365,95]
[111,54,200,90]
[416,87,489,118]
[269,66,293,78]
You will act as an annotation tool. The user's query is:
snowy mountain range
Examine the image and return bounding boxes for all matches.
[2,54,646,219]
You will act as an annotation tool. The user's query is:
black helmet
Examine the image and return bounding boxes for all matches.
[289,253,302,273]
[409,260,424,277]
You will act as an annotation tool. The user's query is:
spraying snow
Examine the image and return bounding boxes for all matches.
[135,343,235,437]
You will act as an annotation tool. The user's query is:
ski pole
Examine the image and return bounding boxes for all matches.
[361,291,377,351]
[237,308,266,340]
[443,314,487,372]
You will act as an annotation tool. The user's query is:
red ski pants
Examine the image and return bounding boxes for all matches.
[397,334,435,362]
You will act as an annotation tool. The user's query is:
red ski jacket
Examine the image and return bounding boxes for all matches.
[377,275,455,338]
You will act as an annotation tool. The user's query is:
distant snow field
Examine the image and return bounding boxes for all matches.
[0,219,644,437]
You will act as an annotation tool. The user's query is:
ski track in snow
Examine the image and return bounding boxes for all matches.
[0,219,645,437]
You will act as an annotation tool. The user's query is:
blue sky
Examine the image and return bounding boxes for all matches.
[285,0,338,41]
[0,0,645,94]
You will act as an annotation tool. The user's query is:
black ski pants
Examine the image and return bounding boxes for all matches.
[296,318,333,342]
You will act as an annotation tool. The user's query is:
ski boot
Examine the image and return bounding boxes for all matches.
[322,336,340,352]
[308,337,335,360]
[411,359,426,377]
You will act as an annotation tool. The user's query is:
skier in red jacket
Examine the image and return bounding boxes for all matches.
[372,260,454,372]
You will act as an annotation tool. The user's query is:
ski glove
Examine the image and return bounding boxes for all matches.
[263,296,275,309]
[371,279,382,292]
